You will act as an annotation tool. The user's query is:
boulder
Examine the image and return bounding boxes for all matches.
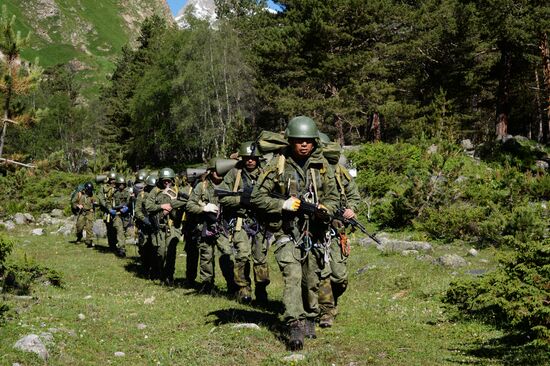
[31,228,44,236]
[56,221,75,236]
[13,334,48,360]
[436,254,467,268]
[23,213,35,223]
[92,219,107,238]
[13,213,27,225]
[50,209,64,218]
[1,220,16,231]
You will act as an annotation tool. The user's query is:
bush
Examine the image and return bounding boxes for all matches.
[0,235,14,275]
[444,238,550,353]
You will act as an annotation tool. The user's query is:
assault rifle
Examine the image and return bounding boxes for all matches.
[214,187,253,207]
[333,208,382,245]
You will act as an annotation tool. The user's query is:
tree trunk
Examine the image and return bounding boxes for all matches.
[0,90,12,160]
[495,43,512,139]
[371,112,381,142]
[535,68,543,141]
[539,33,550,143]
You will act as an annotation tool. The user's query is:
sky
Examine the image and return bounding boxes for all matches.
[165,0,281,16]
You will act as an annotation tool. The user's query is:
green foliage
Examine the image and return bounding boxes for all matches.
[0,169,93,217]
[2,257,64,295]
[444,238,550,353]
[349,140,548,246]
[0,234,14,275]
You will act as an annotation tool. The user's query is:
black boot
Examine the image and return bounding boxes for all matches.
[288,320,305,351]
[305,318,317,339]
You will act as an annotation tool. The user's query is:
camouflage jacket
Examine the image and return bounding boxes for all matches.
[332,163,361,212]
[145,185,187,228]
[71,191,95,213]
[219,162,262,218]
[251,147,339,240]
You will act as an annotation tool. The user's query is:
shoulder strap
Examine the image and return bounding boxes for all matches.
[233,169,242,192]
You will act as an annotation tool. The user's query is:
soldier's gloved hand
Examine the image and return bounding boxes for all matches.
[109,209,117,216]
[315,204,331,223]
[142,217,152,227]
[282,197,301,211]
[120,206,129,214]
[203,203,219,213]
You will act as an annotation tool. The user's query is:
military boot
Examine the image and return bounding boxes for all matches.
[319,312,334,328]
[237,286,252,303]
[288,320,305,351]
[305,318,317,339]
[85,240,94,248]
[254,281,269,304]
[75,233,83,243]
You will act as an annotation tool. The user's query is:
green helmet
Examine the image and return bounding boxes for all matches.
[238,141,259,157]
[285,116,319,139]
[135,169,149,183]
[107,171,117,180]
[318,132,331,144]
[145,174,158,187]
[115,174,126,184]
[159,167,175,181]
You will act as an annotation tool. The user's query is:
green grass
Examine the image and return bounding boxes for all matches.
[0,229,509,365]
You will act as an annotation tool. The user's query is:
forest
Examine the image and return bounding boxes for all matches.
[0,0,549,358]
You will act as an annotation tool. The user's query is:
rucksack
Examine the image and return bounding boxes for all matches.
[256,130,288,154]
[70,183,85,215]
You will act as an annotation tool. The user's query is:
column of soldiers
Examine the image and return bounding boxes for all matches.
[72,115,361,351]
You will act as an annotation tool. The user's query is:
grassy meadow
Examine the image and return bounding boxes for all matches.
[0,227,507,365]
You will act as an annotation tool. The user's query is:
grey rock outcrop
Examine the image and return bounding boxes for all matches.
[13,334,48,360]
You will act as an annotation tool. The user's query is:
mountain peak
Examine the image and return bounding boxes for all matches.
[175,0,216,28]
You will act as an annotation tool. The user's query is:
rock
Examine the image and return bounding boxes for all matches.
[144,296,155,305]
[402,250,419,256]
[50,209,64,218]
[467,248,479,257]
[92,219,106,238]
[137,323,147,330]
[427,144,438,154]
[77,313,85,320]
[1,220,16,231]
[356,264,377,275]
[38,213,52,225]
[39,332,54,344]
[13,213,27,225]
[84,295,92,300]
[232,323,261,330]
[31,228,44,236]
[23,213,35,223]
[535,160,549,171]
[376,239,433,253]
[13,334,48,360]
[461,139,474,150]
[282,354,305,362]
[114,351,125,357]
[436,254,467,268]
[56,221,75,236]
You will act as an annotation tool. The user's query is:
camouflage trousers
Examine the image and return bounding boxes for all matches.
[151,226,180,281]
[319,237,349,317]
[199,235,236,291]
[112,215,126,250]
[183,228,199,283]
[136,226,154,273]
[104,217,117,250]
[232,228,270,289]
[75,210,94,245]
[273,234,328,324]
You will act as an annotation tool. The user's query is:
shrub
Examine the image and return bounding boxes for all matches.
[444,238,550,352]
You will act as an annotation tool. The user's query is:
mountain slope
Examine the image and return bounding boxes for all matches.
[3,0,173,92]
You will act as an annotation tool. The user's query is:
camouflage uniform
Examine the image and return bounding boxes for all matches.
[186,175,236,293]
[145,181,186,284]
[219,160,270,302]
[97,179,117,250]
[318,163,361,325]
[108,183,131,256]
[134,180,155,275]
[180,182,199,286]
[71,186,96,247]
[251,140,339,349]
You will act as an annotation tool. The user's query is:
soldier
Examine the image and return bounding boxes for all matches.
[97,171,117,250]
[179,173,199,287]
[251,116,339,351]
[107,174,131,257]
[71,182,96,248]
[134,174,157,276]
[317,133,361,328]
[145,168,187,286]
[186,159,236,294]
[218,141,270,303]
